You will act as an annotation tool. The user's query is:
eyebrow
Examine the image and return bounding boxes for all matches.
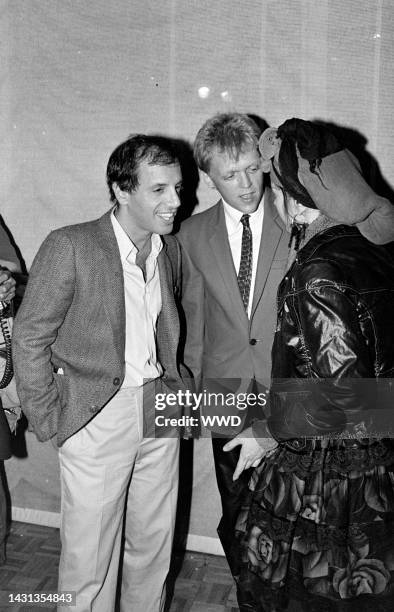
[223,162,258,174]
[151,181,183,188]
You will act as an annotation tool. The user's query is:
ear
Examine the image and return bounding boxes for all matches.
[201,171,216,190]
[112,183,130,206]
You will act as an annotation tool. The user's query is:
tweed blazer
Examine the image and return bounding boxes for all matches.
[177,189,290,390]
[12,210,184,445]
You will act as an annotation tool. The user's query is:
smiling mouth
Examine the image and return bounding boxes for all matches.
[157,212,176,222]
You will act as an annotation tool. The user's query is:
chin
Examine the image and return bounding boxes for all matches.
[239,201,260,213]
[159,224,173,235]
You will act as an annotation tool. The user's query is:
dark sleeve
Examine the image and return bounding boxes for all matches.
[0,407,11,460]
[0,224,21,272]
[268,262,375,441]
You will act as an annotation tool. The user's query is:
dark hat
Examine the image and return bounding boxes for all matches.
[259,119,394,245]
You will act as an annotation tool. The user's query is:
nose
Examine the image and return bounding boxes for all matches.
[169,188,181,209]
[238,171,251,189]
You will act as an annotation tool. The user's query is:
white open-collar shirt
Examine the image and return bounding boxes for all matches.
[111,211,163,388]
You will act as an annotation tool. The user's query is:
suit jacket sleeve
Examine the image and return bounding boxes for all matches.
[12,230,76,440]
[177,231,205,389]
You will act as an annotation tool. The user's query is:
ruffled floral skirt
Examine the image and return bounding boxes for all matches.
[235,440,394,611]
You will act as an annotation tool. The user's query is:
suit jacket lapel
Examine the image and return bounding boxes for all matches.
[95,211,125,363]
[157,243,179,368]
[208,202,247,327]
[251,189,285,320]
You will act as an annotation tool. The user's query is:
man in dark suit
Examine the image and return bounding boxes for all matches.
[13,135,186,612]
[177,113,290,608]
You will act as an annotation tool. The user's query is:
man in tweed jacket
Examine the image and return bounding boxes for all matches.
[13,135,186,612]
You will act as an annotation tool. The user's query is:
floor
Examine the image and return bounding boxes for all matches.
[0,521,239,611]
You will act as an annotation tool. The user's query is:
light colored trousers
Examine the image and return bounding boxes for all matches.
[57,384,179,612]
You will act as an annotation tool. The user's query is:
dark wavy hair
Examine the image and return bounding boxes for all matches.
[106,134,179,204]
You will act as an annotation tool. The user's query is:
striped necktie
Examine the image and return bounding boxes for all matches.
[237,214,252,312]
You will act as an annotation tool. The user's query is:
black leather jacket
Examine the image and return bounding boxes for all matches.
[266,223,394,448]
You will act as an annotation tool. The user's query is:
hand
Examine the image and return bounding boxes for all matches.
[0,269,16,303]
[223,427,267,481]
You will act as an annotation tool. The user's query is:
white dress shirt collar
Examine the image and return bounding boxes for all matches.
[222,195,265,236]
